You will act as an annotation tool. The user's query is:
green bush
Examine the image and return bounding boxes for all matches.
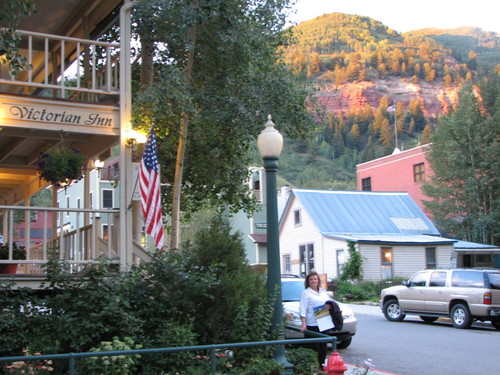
[0,215,273,374]
[286,347,318,375]
[332,276,409,302]
[333,280,379,301]
[235,357,284,375]
[77,337,141,375]
[339,241,362,282]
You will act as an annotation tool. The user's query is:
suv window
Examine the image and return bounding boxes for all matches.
[429,271,447,287]
[408,271,427,287]
[486,272,500,289]
[451,270,485,288]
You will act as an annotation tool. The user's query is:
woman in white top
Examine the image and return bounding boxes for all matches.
[299,271,331,370]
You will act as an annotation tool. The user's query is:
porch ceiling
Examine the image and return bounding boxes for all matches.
[0,122,118,206]
[17,0,123,38]
[0,0,124,206]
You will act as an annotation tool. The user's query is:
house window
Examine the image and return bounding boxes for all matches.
[66,196,70,216]
[294,209,301,226]
[475,254,491,266]
[361,177,371,191]
[425,247,436,269]
[252,178,262,203]
[299,243,314,277]
[102,224,109,241]
[380,247,393,280]
[102,189,114,208]
[414,163,425,182]
[283,255,291,273]
[76,198,81,209]
[89,192,93,209]
[336,249,345,276]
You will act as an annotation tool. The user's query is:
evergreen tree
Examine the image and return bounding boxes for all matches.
[423,82,499,245]
[182,215,271,344]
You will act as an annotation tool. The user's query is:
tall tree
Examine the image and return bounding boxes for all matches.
[132,0,312,249]
[423,81,499,245]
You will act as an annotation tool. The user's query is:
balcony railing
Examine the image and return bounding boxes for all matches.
[0,29,120,102]
[0,205,120,275]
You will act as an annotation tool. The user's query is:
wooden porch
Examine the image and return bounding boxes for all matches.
[0,0,144,287]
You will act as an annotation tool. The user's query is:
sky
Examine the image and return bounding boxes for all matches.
[289,0,500,34]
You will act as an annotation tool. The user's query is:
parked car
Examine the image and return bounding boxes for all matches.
[380,268,500,329]
[281,275,357,349]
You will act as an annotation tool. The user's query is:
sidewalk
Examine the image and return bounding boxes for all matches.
[344,363,399,374]
[315,364,398,375]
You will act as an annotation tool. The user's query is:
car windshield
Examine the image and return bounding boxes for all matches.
[281,280,305,302]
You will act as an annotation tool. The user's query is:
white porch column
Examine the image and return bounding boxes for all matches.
[119,0,136,270]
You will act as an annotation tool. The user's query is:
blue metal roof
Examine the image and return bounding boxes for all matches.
[291,189,441,237]
[453,240,500,252]
[324,234,455,245]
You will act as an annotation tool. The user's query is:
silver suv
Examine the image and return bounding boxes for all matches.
[380,268,500,329]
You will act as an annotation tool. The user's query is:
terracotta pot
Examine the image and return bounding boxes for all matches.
[0,263,18,274]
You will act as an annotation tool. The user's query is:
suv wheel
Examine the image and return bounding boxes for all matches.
[383,299,406,321]
[450,303,473,329]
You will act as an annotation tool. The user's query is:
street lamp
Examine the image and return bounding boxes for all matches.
[258,115,291,372]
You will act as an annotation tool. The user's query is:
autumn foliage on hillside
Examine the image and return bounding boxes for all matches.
[282,13,494,85]
[274,13,500,190]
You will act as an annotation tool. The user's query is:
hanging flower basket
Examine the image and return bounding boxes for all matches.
[0,242,26,260]
[38,146,86,188]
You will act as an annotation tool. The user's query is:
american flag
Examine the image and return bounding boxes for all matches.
[140,127,164,249]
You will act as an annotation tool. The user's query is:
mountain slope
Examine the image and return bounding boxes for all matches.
[275,13,500,190]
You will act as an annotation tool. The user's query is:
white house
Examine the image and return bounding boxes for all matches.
[279,189,456,282]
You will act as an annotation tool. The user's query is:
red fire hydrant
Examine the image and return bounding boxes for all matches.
[324,351,347,375]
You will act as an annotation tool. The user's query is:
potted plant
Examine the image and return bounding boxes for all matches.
[38,145,86,188]
[0,242,26,274]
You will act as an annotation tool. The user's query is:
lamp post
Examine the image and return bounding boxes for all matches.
[258,115,291,372]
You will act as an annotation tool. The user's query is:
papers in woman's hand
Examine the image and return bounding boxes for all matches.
[313,303,334,332]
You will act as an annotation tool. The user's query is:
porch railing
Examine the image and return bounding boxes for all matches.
[0,205,120,275]
[0,29,120,101]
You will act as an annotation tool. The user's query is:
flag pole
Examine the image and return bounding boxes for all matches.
[393,101,398,149]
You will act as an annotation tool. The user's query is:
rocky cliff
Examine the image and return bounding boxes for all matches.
[314,77,460,118]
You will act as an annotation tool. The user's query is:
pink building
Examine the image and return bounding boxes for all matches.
[356,144,433,218]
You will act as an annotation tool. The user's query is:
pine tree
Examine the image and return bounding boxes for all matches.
[423,82,499,245]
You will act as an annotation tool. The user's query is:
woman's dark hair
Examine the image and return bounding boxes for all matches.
[305,271,320,289]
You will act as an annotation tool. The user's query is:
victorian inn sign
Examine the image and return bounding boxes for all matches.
[1,96,118,132]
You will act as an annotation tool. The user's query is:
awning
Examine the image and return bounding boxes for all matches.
[248,233,267,244]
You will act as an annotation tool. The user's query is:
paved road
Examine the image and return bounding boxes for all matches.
[327,303,499,375]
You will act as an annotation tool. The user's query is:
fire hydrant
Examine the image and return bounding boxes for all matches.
[324,351,347,375]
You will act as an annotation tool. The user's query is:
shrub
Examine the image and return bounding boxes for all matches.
[235,357,284,375]
[339,241,363,281]
[0,216,273,373]
[333,280,379,301]
[286,347,318,375]
[77,337,141,375]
